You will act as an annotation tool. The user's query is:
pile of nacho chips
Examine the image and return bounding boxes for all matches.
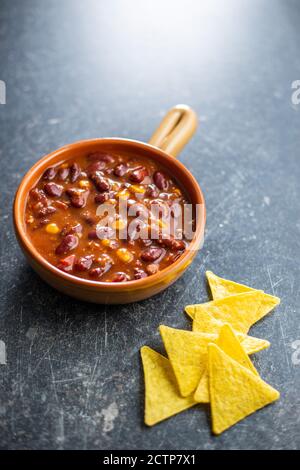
[141,271,280,434]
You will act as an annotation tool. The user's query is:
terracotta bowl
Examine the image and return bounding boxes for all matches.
[13,105,206,304]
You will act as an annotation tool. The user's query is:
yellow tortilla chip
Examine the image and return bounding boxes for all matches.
[206,270,280,319]
[194,324,258,403]
[194,367,210,403]
[160,324,267,400]
[186,292,265,334]
[159,326,215,397]
[140,346,196,426]
[191,309,270,354]
[208,343,280,434]
[241,335,270,354]
[217,324,258,374]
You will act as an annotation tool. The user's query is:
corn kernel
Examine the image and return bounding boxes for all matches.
[101,238,111,247]
[129,185,146,194]
[112,219,127,230]
[79,180,90,189]
[45,223,60,234]
[116,248,134,263]
[111,183,120,191]
[107,199,117,205]
[116,189,130,199]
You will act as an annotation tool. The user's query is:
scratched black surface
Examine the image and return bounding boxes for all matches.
[0,0,299,450]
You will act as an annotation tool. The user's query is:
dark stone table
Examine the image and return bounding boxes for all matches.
[0,0,299,450]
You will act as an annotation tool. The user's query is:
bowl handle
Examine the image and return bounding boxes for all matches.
[148,104,198,158]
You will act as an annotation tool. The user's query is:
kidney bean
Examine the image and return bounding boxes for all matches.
[55,234,79,255]
[45,205,57,215]
[94,192,110,204]
[88,267,104,279]
[39,217,50,226]
[66,188,89,208]
[74,255,94,272]
[34,204,57,218]
[61,223,82,237]
[57,254,76,272]
[86,161,106,174]
[114,163,128,177]
[153,171,169,191]
[90,172,110,192]
[42,167,57,180]
[141,246,163,262]
[81,211,97,226]
[29,188,48,204]
[57,167,69,181]
[134,268,148,279]
[88,229,98,240]
[129,166,148,183]
[159,238,185,251]
[88,152,114,163]
[44,182,64,197]
[112,272,128,282]
[53,200,69,210]
[146,185,159,198]
[89,261,112,278]
[145,263,159,275]
[70,162,81,182]
[70,193,88,209]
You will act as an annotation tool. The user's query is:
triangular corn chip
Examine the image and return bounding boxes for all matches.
[160,324,268,399]
[206,271,280,319]
[159,326,215,397]
[206,270,252,298]
[191,309,270,354]
[241,335,270,354]
[194,324,258,403]
[186,292,264,334]
[217,324,258,374]
[208,344,280,434]
[140,346,196,426]
[193,367,210,403]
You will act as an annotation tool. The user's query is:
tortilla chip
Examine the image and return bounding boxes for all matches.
[194,324,258,403]
[208,344,280,434]
[216,324,259,374]
[186,292,265,334]
[240,335,270,354]
[140,346,196,426]
[191,309,270,354]
[206,270,280,319]
[159,326,215,397]
[193,368,210,403]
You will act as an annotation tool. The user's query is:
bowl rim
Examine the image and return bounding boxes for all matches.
[13,137,206,291]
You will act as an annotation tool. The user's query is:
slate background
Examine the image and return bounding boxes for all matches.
[0,0,299,450]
